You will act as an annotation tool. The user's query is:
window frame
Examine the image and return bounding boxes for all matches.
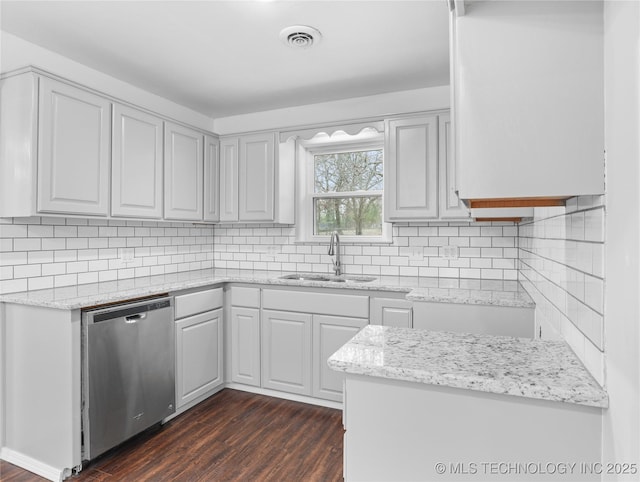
[296,136,391,244]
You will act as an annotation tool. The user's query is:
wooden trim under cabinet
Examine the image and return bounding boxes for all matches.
[466,197,570,209]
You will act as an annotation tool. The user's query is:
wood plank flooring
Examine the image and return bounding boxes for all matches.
[0,389,344,481]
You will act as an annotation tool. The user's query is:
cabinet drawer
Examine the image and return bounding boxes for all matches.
[230,286,261,308]
[175,287,223,319]
[262,289,369,318]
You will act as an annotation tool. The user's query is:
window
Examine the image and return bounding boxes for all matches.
[296,130,390,242]
[313,148,383,236]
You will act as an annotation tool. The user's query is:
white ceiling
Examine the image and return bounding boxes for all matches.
[0,1,450,118]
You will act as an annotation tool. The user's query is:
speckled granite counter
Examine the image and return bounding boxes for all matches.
[328,325,608,408]
[0,268,534,310]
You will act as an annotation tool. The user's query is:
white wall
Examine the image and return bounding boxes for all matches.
[0,31,214,131]
[213,86,450,135]
[602,1,640,477]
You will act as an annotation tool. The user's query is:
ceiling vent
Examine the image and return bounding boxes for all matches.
[280,25,322,49]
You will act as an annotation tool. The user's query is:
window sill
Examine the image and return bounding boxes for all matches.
[294,235,393,245]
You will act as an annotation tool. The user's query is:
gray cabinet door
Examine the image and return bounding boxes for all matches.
[164,122,203,220]
[38,77,111,216]
[262,309,312,395]
[176,308,223,407]
[112,104,163,218]
[230,306,261,386]
[313,315,367,402]
[239,132,275,221]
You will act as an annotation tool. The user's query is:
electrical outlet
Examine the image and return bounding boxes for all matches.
[259,245,280,260]
[408,247,424,261]
[441,245,459,260]
[119,248,135,263]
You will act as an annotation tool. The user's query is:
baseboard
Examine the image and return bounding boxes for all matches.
[225,383,343,410]
[1,447,69,481]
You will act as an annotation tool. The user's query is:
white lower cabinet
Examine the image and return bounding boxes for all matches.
[230,306,261,387]
[412,301,535,338]
[262,310,312,395]
[175,308,223,408]
[260,288,370,402]
[174,287,224,409]
[370,297,413,328]
[313,315,367,401]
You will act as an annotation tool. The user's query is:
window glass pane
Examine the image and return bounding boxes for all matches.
[314,149,383,193]
[314,196,382,236]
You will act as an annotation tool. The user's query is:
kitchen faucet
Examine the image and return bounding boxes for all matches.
[328,231,342,276]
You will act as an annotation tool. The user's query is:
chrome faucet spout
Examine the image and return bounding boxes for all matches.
[328,231,342,276]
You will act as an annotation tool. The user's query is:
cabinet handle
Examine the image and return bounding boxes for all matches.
[125,313,146,324]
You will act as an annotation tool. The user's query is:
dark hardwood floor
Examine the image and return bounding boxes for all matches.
[0,389,344,481]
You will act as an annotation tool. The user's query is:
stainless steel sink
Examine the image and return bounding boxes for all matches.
[279,273,376,283]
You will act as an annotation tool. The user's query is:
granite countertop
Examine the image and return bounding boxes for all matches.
[328,325,608,408]
[0,268,534,310]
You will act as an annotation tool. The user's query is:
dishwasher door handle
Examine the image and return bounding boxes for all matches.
[125,313,146,323]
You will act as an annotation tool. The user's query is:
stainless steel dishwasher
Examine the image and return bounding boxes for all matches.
[82,296,175,460]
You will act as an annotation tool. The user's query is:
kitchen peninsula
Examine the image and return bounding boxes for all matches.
[329,325,608,481]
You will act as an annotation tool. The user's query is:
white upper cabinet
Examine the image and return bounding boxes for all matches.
[239,132,275,222]
[384,115,439,221]
[111,104,163,218]
[204,135,220,222]
[438,113,469,219]
[38,77,111,216]
[451,1,604,205]
[164,122,204,221]
[219,132,294,224]
[219,137,239,222]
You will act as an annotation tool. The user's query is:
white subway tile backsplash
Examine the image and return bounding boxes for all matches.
[13,238,42,251]
[470,258,492,269]
[40,217,67,225]
[1,278,27,293]
[211,221,518,281]
[27,225,54,238]
[28,276,54,291]
[55,273,78,287]
[428,237,448,247]
[54,226,78,238]
[519,197,604,384]
[1,214,518,296]
[1,252,28,266]
[0,239,12,252]
[0,266,13,280]
[67,238,89,249]
[77,272,99,285]
[0,218,214,294]
[65,218,88,226]
[0,225,28,237]
[43,238,66,250]
[470,237,492,247]
[14,264,42,278]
